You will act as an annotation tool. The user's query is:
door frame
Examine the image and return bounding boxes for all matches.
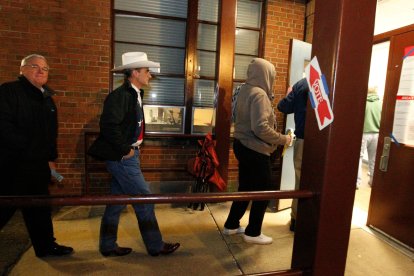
[291,0,377,275]
[367,24,414,249]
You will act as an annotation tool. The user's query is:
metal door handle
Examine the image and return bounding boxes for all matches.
[379,137,391,172]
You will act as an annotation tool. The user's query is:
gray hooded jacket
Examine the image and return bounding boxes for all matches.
[234,58,287,156]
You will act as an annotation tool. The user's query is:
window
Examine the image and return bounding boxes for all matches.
[192,0,220,134]
[112,0,265,135]
[231,0,265,134]
[234,0,264,81]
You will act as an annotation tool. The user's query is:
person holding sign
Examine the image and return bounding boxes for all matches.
[0,54,73,258]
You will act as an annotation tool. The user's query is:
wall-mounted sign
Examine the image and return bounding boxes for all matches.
[305,56,334,130]
[143,105,184,134]
[392,46,414,146]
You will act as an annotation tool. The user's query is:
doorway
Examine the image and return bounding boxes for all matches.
[351,41,390,228]
[352,28,414,254]
[367,29,414,251]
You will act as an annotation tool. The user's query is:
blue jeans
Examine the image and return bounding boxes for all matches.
[357,132,379,186]
[99,150,163,254]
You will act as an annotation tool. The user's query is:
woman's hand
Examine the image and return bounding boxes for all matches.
[285,134,292,146]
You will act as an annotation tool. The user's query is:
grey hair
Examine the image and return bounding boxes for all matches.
[20,54,47,66]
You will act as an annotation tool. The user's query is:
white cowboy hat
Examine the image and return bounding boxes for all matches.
[111,52,160,72]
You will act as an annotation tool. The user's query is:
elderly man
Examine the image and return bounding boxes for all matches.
[88,52,180,257]
[0,54,73,257]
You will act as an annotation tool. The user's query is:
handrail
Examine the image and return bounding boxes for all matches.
[0,190,313,207]
[246,268,305,275]
[0,189,312,275]
[86,163,187,172]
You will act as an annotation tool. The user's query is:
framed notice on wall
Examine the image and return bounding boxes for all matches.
[392,46,414,146]
[143,105,184,134]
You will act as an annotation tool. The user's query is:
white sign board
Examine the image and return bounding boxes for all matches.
[392,46,414,146]
[305,57,334,130]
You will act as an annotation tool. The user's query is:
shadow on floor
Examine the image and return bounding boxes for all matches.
[0,211,30,276]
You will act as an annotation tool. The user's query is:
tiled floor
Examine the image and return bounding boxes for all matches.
[345,163,414,275]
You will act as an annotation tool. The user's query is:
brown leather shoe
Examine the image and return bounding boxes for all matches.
[101,246,132,257]
[150,242,180,256]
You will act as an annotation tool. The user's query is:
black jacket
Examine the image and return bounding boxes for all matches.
[0,76,58,163]
[88,81,143,161]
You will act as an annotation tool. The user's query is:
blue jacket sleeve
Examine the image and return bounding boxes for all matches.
[277,89,296,114]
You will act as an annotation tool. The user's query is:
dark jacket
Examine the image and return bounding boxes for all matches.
[277,78,309,139]
[88,81,143,161]
[0,76,58,163]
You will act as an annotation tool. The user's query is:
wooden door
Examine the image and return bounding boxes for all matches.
[367,30,414,249]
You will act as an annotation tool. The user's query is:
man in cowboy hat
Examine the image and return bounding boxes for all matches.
[88,52,180,257]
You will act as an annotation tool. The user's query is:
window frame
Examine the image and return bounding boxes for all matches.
[111,0,267,136]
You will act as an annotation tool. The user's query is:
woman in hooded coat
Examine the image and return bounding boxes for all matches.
[223,58,292,245]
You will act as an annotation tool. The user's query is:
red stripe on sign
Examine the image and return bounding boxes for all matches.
[310,65,320,85]
[317,99,332,125]
[397,95,414,100]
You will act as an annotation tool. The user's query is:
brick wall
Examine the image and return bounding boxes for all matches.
[0,1,306,195]
[0,0,111,194]
[265,0,306,127]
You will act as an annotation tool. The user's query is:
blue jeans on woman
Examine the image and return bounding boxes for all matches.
[100,150,163,255]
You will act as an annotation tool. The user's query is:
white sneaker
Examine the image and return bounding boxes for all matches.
[243,233,273,245]
[223,226,245,235]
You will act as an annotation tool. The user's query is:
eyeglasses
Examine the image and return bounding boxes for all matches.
[23,64,50,72]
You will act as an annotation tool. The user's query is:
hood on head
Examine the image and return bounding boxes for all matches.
[246,58,276,99]
[367,93,380,102]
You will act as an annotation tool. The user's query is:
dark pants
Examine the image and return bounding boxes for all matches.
[0,160,55,256]
[224,139,272,236]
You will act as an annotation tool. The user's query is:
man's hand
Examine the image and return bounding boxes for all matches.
[286,86,293,95]
[122,148,135,160]
[48,161,57,170]
[49,162,64,182]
